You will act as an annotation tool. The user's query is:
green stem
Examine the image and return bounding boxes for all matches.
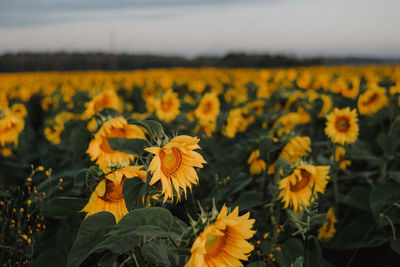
[379,161,387,183]
[331,144,339,214]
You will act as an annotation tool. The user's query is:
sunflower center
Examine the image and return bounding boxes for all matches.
[205,233,226,255]
[2,122,17,134]
[160,147,182,176]
[201,101,212,113]
[100,178,125,202]
[99,127,126,153]
[362,93,379,106]
[335,116,350,132]
[161,98,173,111]
[290,169,311,192]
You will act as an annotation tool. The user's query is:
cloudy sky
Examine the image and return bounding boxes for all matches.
[1,0,400,57]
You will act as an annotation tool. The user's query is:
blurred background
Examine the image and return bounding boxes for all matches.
[1,0,400,71]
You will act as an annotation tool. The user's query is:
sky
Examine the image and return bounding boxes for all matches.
[1,0,400,58]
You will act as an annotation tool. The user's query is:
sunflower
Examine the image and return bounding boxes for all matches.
[186,206,256,267]
[80,166,146,222]
[87,117,146,171]
[84,90,122,119]
[271,108,310,137]
[44,124,64,145]
[318,207,337,242]
[248,150,266,175]
[194,93,220,122]
[145,135,206,202]
[11,103,27,118]
[222,108,254,138]
[155,90,181,123]
[0,112,25,146]
[357,86,389,116]
[331,146,351,170]
[325,107,359,145]
[0,147,12,157]
[318,94,333,117]
[278,164,330,211]
[194,120,216,137]
[341,77,360,98]
[268,136,311,174]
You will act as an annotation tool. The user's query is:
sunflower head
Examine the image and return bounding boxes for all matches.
[86,117,146,171]
[0,113,25,147]
[145,135,206,203]
[81,166,145,222]
[278,164,330,211]
[194,93,220,122]
[248,150,266,175]
[155,90,181,123]
[357,86,389,116]
[325,107,359,145]
[84,90,123,119]
[318,207,337,242]
[186,205,256,267]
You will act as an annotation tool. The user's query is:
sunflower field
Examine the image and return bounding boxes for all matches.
[0,66,400,267]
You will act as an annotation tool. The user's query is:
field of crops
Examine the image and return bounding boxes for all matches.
[0,66,400,266]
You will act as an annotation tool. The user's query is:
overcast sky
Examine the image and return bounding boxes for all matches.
[1,0,400,57]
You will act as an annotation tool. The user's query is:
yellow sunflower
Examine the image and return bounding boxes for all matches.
[248,150,266,175]
[0,147,12,157]
[341,77,360,99]
[145,135,206,202]
[222,108,254,138]
[0,112,25,146]
[44,124,64,145]
[86,117,146,171]
[81,166,146,222]
[331,146,351,170]
[271,108,310,137]
[194,93,220,122]
[278,164,330,211]
[357,86,389,116]
[194,120,216,137]
[325,107,359,145]
[155,90,181,123]
[186,206,256,267]
[268,136,311,174]
[318,94,333,118]
[84,90,123,119]
[318,207,337,242]
[11,103,27,118]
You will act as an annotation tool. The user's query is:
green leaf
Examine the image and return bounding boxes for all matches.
[294,257,304,267]
[341,186,371,212]
[86,165,104,192]
[141,240,171,266]
[110,207,174,238]
[69,125,91,156]
[127,118,165,140]
[377,132,400,159]
[66,212,116,267]
[67,212,139,266]
[218,173,252,200]
[276,238,304,267]
[107,137,148,155]
[122,177,147,211]
[73,168,87,189]
[329,214,387,250]
[370,183,400,227]
[40,197,87,217]
[233,190,264,210]
[31,248,67,267]
[390,239,400,255]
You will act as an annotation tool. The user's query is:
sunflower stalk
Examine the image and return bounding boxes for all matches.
[331,143,339,214]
